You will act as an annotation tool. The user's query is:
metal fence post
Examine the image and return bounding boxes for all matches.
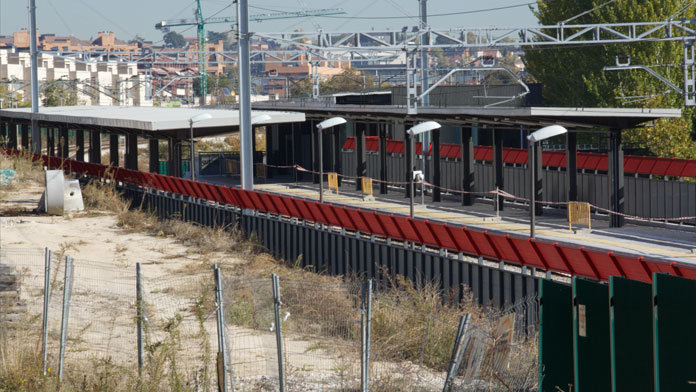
[361,279,373,392]
[442,313,471,392]
[41,248,52,376]
[272,274,286,392]
[214,265,229,392]
[136,263,144,379]
[58,256,74,382]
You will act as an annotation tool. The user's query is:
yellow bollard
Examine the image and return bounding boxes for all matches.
[568,201,591,232]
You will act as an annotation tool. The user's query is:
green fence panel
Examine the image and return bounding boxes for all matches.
[653,273,696,392]
[609,276,653,392]
[157,161,190,178]
[159,161,168,176]
[573,277,610,392]
[539,279,573,392]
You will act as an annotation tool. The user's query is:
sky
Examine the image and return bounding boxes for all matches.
[0,0,540,43]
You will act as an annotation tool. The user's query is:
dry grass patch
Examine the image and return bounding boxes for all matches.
[0,151,44,195]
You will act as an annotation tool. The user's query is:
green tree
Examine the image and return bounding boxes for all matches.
[129,34,146,44]
[42,83,78,107]
[524,0,696,158]
[207,31,234,50]
[290,68,375,97]
[163,31,187,48]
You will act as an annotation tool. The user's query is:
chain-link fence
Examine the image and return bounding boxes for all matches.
[1,247,539,391]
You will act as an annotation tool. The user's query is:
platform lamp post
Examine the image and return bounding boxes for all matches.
[316,117,347,203]
[407,121,441,218]
[189,113,212,181]
[527,125,567,238]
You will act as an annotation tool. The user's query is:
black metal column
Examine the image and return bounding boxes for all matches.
[432,129,441,202]
[311,121,319,184]
[493,129,504,211]
[47,128,55,156]
[461,127,475,206]
[333,125,342,187]
[355,122,366,191]
[405,134,413,198]
[7,122,17,150]
[0,120,6,148]
[20,124,29,150]
[533,139,543,216]
[109,134,119,166]
[59,125,68,158]
[30,123,40,153]
[168,138,181,177]
[75,130,84,161]
[566,132,578,201]
[148,138,159,173]
[379,123,388,194]
[89,129,101,164]
[608,131,625,227]
[125,133,138,170]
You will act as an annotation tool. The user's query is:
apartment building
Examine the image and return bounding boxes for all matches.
[0,49,150,107]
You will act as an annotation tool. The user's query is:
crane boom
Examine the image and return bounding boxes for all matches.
[155,8,345,29]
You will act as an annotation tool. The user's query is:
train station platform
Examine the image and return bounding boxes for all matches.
[205,176,696,266]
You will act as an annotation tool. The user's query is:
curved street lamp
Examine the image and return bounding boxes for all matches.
[527,125,567,238]
[317,117,347,202]
[407,121,441,218]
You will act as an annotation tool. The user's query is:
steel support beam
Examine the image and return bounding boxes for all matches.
[89,130,101,164]
[312,121,319,184]
[493,129,504,211]
[7,122,17,150]
[59,125,68,158]
[75,130,84,161]
[461,127,475,206]
[168,138,182,178]
[109,134,119,166]
[567,132,578,202]
[20,124,29,150]
[149,139,159,173]
[432,128,441,202]
[405,134,413,198]
[356,122,366,191]
[47,128,55,157]
[533,138,543,216]
[608,131,625,227]
[333,124,342,187]
[379,123,388,194]
[125,134,138,170]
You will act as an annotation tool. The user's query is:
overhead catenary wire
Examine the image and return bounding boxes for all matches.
[560,0,617,24]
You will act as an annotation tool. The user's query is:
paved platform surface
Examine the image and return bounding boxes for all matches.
[204,175,696,265]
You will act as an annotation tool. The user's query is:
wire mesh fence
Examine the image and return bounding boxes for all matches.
[221,276,280,390]
[1,247,539,391]
[279,278,363,391]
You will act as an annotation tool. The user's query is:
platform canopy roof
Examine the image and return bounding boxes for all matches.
[250,101,682,130]
[0,106,306,138]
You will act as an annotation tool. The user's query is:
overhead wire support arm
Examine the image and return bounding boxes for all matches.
[408,66,530,113]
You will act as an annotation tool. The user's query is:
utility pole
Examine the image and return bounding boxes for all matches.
[237,0,253,190]
[29,0,40,153]
[419,0,430,183]
[196,0,207,106]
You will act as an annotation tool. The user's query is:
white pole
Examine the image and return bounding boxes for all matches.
[189,120,196,181]
[238,0,253,190]
[29,0,40,153]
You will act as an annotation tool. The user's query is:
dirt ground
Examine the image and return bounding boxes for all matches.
[0,182,448,391]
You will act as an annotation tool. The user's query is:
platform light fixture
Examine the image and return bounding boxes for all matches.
[189,112,212,181]
[317,117,347,202]
[407,121,441,218]
[527,125,567,238]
